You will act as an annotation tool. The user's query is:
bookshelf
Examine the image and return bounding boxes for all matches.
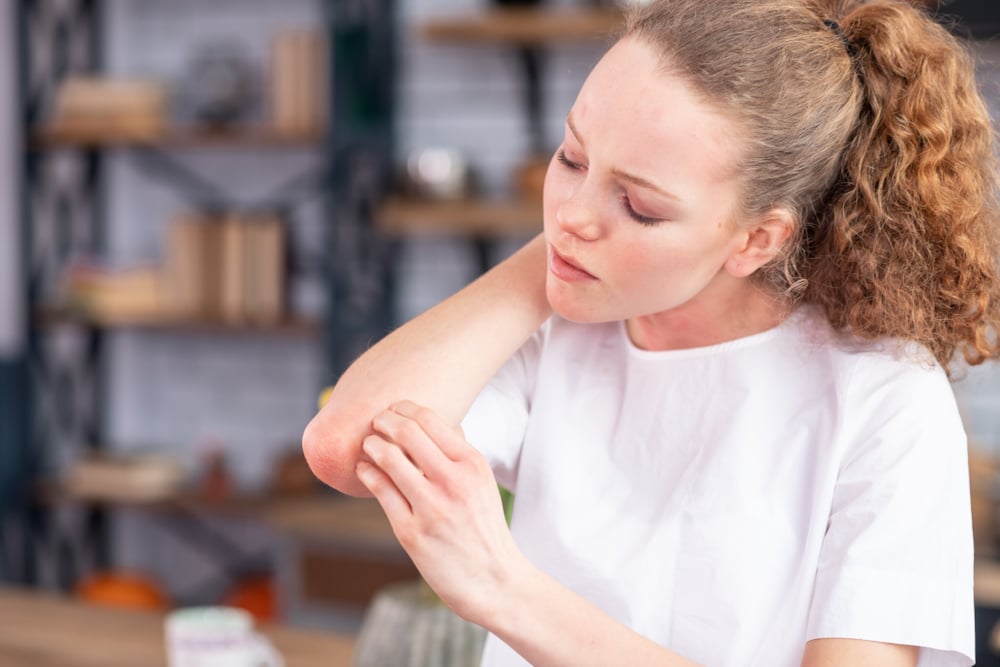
[13,0,394,597]
[381,7,620,241]
[378,196,541,237]
[419,8,623,45]
[31,124,324,150]
[35,308,321,337]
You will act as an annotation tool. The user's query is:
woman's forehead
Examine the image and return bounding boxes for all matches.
[571,38,744,188]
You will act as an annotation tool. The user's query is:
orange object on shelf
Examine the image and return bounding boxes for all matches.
[223,574,279,622]
[74,571,170,611]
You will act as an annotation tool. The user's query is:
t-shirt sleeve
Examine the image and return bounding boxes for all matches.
[459,320,546,491]
[806,353,975,667]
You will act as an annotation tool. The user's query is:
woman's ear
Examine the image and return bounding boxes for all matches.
[724,208,795,278]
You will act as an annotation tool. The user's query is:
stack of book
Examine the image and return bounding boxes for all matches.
[65,454,184,504]
[61,263,167,325]
[49,77,168,142]
[58,212,286,326]
[163,211,287,325]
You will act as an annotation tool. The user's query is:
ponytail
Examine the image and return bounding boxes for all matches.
[806,1,1000,372]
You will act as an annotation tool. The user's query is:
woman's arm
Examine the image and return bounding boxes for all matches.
[302,234,550,496]
[801,639,917,667]
[358,401,921,667]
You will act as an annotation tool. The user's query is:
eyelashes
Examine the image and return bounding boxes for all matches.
[555,149,664,227]
[620,199,662,227]
[555,149,579,171]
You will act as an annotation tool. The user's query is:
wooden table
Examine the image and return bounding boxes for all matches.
[0,587,355,666]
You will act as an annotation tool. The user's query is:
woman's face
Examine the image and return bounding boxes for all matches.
[543,37,762,334]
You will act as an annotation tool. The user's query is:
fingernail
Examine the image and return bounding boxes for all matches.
[356,461,374,482]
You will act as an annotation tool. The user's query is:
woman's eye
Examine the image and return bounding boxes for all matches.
[622,196,663,227]
[556,149,583,171]
[555,149,663,226]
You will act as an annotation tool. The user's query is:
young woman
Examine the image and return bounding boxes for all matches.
[303,0,1000,665]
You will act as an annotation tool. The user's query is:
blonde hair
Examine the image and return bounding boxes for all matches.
[625,0,1000,373]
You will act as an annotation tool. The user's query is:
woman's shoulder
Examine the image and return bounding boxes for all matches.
[791,307,963,438]
[790,305,945,377]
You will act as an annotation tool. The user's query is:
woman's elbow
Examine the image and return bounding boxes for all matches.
[301,415,369,497]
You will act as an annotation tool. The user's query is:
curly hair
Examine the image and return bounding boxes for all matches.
[625,0,1000,374]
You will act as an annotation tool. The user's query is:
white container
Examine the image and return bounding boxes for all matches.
[165,606,283,667]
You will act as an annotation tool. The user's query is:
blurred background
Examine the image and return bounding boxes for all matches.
[2,0,1000,665]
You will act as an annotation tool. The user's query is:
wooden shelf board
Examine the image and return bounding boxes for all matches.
[378,196,542,237]
[36,308,321,337]
[118,317,320,336]
[419,8,623,45]
[31,124,324,150]
[262,496,405,555]
[42,482,403,557]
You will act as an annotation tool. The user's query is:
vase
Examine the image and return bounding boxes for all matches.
[353,579,487,667]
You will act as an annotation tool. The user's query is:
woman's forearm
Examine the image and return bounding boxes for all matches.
[302,234,551,495]
[486,556,701,667]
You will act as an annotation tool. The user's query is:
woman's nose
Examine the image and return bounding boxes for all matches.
[555,185,602,241]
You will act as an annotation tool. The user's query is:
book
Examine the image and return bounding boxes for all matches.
[245,214,286,325]
[269,30,328,137]
[219,213,249,323]
[65,454,184,504]
[163,213,220,318]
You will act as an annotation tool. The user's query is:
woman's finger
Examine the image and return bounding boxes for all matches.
[390,400,473,461]
[362,434,430,505]
[355,460,412,531]
[371,408,450,480]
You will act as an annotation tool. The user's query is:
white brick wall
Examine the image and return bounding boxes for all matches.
[102,0,332,605]
[102,0,328,490]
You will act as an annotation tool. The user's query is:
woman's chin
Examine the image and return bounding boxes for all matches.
[546,283,613,324]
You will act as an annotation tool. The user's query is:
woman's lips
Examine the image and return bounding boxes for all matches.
[549,246,597,282]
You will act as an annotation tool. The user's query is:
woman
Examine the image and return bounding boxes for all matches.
[303,0,1000,664]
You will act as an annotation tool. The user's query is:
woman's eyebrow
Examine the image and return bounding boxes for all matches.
[566,111,680,202]
[566,112,586,150]
[612,168,681,202]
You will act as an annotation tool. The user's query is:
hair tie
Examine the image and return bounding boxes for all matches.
[823,19,857,59]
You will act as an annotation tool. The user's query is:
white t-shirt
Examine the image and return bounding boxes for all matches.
[461,306,974,667]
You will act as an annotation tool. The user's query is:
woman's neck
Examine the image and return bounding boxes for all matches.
[625,284,788,352]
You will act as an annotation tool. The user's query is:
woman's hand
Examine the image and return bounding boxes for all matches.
[356,400,526,624]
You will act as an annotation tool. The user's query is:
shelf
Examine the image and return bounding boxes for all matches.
[31,124,324,150]
[419,7,623,46]
[36,308,321,337]
[378,196,542,237]
[42,480,403,556]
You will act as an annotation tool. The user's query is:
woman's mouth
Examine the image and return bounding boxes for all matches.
[548,246,598,282]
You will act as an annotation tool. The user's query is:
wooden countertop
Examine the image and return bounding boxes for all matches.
[0,587,355,666]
